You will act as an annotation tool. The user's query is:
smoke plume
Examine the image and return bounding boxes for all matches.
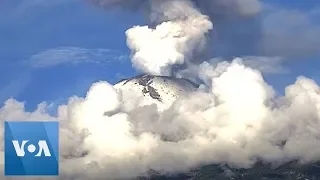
[126,0,212,75]
[90,0,262,75]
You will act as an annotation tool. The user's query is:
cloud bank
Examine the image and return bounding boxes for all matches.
[1,59,320,180]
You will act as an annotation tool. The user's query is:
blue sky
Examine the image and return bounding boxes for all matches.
[0,0,319,111]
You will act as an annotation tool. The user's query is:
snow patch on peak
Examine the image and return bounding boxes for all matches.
[114,74,198,111]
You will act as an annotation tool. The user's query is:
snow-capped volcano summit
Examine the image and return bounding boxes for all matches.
[114,74,199,110]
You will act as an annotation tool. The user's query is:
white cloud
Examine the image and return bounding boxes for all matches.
[176,56,289,87]
[27,47,128,68]
[209,56,288,74]
[1,58,320,179]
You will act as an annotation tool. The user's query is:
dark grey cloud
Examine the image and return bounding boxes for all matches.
[89,0,261,18]
[208,5,320,59]
[89,0,320,60]
[259,7,320,58]
[88,0,146,11]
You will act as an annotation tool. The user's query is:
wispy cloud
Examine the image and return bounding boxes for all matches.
[27,47,129,68]
[241,56,289,74]
[207,56,289,74]
[260,6,320,58]
[0,73,31,104]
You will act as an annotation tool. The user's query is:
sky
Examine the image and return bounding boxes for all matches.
[0,0,319,112]
[1,1,320,179]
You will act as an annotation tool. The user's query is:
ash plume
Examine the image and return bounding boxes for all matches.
[89,0,262,75]
[126,0,213,75]
[91,0,320,61]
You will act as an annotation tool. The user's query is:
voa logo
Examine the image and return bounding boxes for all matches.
[5,121,59,176]
[12,140,51,157]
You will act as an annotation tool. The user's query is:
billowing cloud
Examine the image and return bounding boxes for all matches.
[176,56,288,86]
[89,0,262,75]
[126,0,213,75]
[89,0,320,76]
[1,58,320,179]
